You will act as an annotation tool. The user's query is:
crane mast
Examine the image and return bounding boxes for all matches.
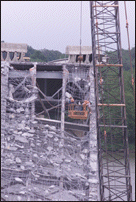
[90,1,132,201]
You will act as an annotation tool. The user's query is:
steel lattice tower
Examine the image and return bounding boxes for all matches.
[90,1,132,201]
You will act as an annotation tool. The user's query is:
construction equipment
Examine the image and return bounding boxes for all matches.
[90,1,132,201]
[68,100,91,120]
[68,103,88,119]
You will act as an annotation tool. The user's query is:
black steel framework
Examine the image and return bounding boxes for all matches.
[90,1,132,201]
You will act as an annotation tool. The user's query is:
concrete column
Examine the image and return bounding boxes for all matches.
[5,51,11,61]
[88,65,99,201]
[29,63,37,124]
[69,55,76,63]
[85,54,90,64]
[1,52,4,61]
[59,65,69,200]
[19,52,25,62]
[13,51,18,62]
[1,62,9,134]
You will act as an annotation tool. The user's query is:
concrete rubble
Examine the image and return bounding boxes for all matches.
[1,101,90,201]
[1,62,99,201]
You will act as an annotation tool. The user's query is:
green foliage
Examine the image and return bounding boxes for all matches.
[25,46,47,62]
[106,47,135,71]
[123,69,135,144]
[31,50,47,62]
[25,46,36,57]
[26,45,68,62]
[41,49,67,62]
[122,48,135,71]
[102,47,135,146]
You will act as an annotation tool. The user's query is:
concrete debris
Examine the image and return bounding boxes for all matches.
[6,146,17,151]
[29,129,35,133]
[54,137,59,142]
[5,159,14,165]
[15,177,23,183]
[17,196,22,201]
[47,146,53,152]
[88,178,98,184]
[25,161,34,167]
[20,165,25,170]
[65,159,71,163]
[19,190,26,194]
[80,154,85,160]
[33,153,39,158]
[15,136,28,143]
[1,64,98,201]
[47,133,54,138]
[16,157,22,164]
[22,132,33,137]
[82,148,88,154]
[49,126,56,132]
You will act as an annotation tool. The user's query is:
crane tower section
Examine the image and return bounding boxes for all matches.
[90,1,132,201]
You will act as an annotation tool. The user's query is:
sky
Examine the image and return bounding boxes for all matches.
[1,1,135,53]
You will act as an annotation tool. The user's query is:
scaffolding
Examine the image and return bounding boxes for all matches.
[90,1,132,201]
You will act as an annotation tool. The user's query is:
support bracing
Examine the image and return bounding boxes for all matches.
[90,1,132,201]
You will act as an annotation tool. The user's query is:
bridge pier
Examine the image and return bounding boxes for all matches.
[12,51,18,62]
[1,42,27,62]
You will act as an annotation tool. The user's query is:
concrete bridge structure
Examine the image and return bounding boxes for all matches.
[1,42,27,62]
[2,41,132,201]
[1,0,132,200]
[1,43,99,201]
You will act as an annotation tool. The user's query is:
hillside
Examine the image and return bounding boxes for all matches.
[25,45,67,62]
[26,45,135,70]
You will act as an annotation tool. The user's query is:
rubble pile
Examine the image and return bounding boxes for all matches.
[1,100,91,201]
[1,63,99,201]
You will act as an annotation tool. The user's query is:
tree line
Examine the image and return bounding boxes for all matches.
[25,45,67,62]
[106,47,135,145]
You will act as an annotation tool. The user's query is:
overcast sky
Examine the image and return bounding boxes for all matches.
[1,1,135,53]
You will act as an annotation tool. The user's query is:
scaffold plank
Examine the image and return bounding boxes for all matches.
[98,103,126,107]
[95,64,123,67]
[99,125,127,128]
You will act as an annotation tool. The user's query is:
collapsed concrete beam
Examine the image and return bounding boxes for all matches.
[35,117,89,132]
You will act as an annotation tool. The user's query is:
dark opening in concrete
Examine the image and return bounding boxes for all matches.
[89,54,92,63]
[9,52,14,61]
[2,51,7,60]
[46,79,62,97]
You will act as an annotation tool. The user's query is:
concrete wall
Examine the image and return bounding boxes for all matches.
[66,46,92,64]
[88,66,99,201]
[66,46,92,55]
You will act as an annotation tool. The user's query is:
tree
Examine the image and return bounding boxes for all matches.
[25,45,68,62]
[41,49,67,62]
[30,50,47,62]
[123,69,135,144]
[101,47,135,145]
